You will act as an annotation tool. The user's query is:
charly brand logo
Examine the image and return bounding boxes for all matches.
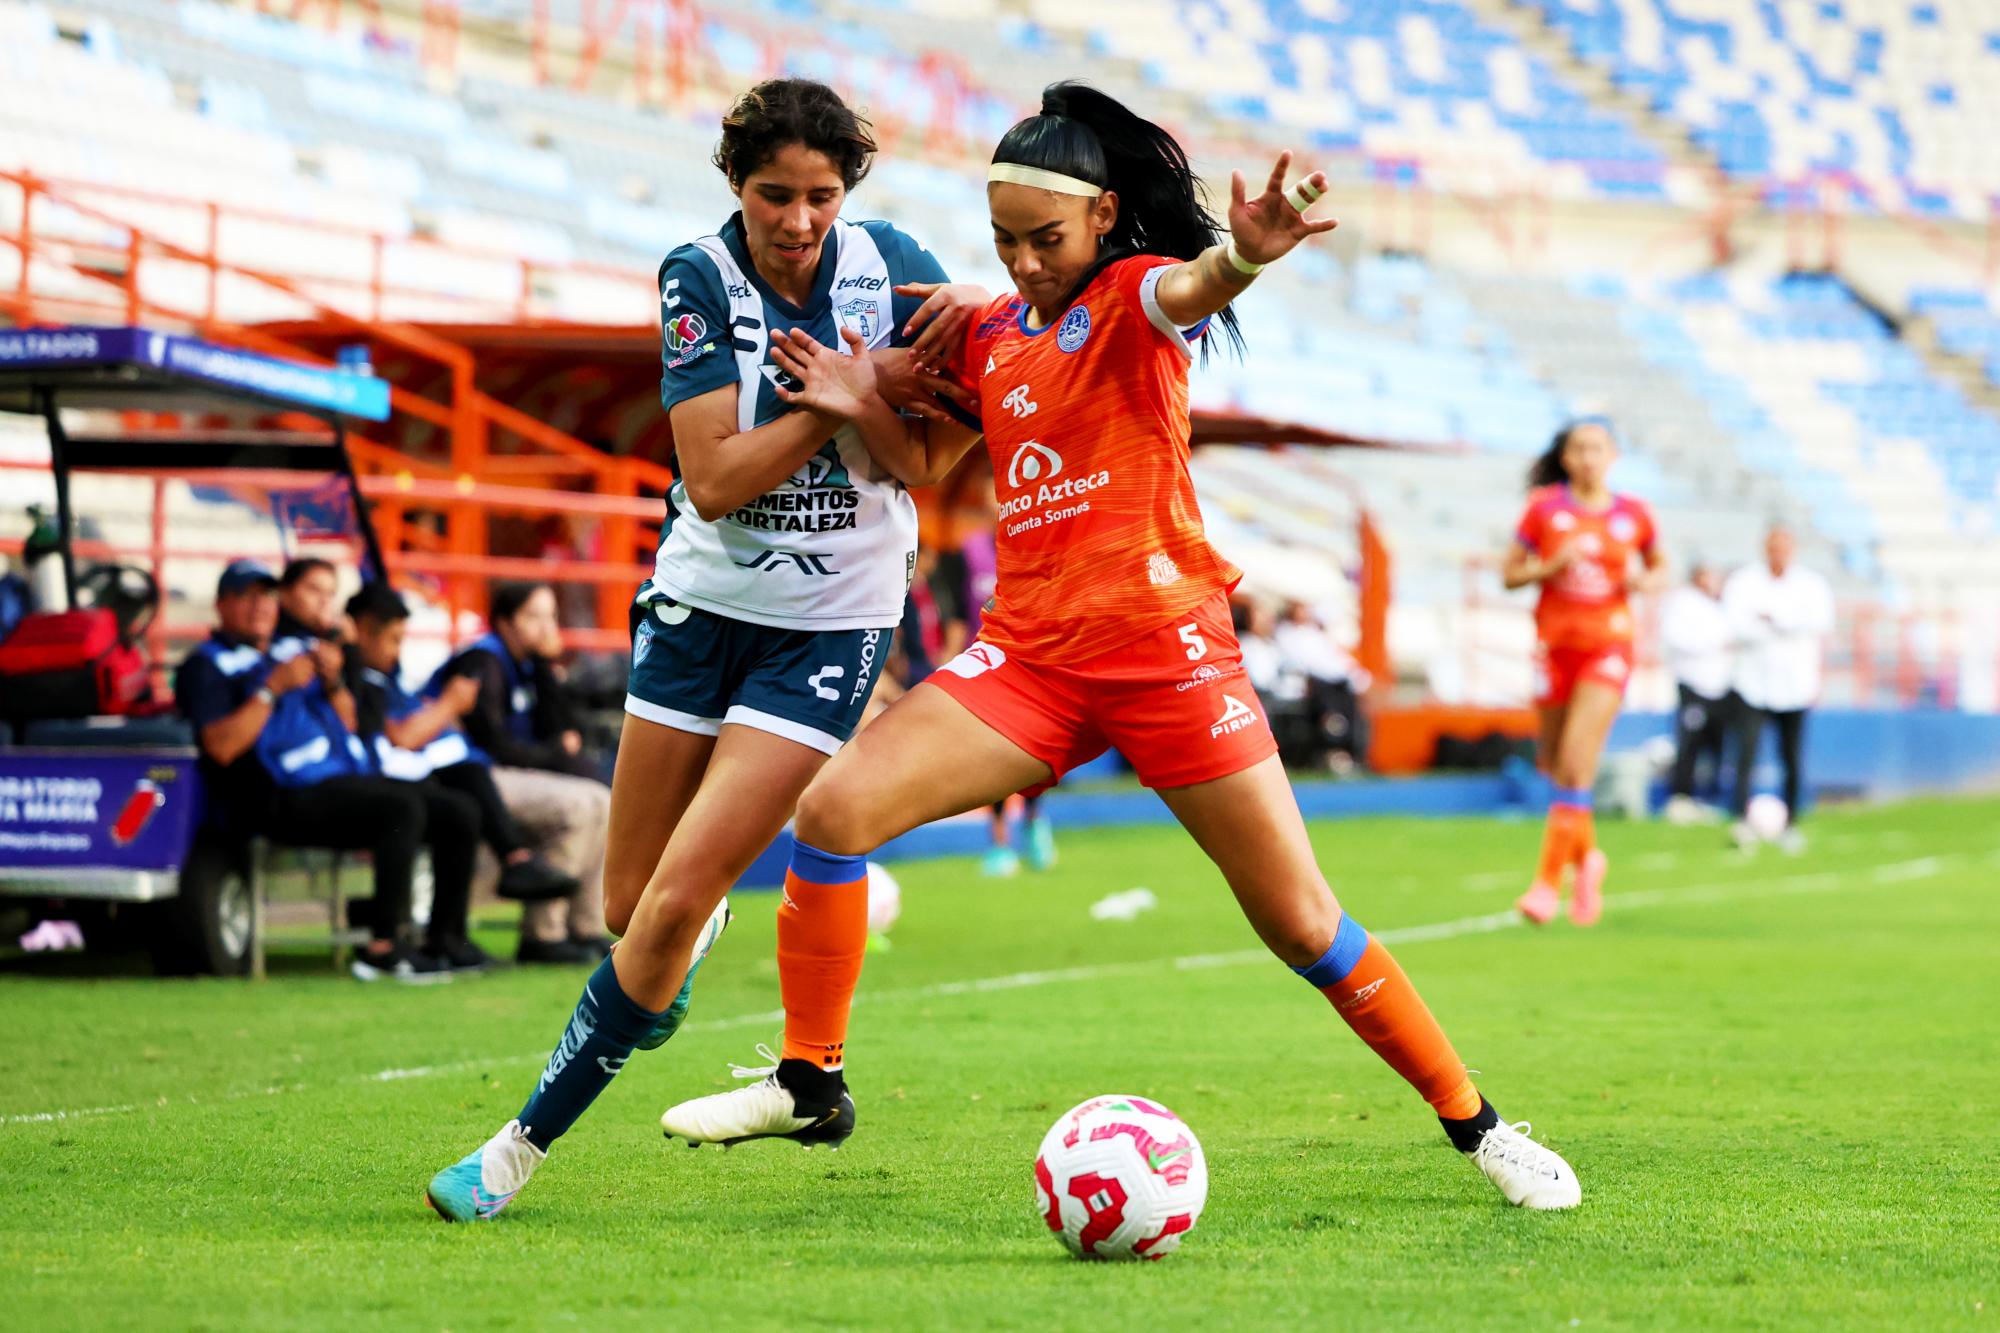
[808,665,845,701]
[1007,440,1063,488]
[632,619,655,668]
[1057,305,1092,352]
[1001,384,1038,418]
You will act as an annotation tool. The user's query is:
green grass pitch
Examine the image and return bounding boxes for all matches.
[2,795,1994,1330]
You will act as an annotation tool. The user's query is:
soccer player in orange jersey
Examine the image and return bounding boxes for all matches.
[660,83,1582,1210]
[1502,420,1667,927]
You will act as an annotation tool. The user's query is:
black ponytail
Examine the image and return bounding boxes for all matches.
[993,82,1243,359]
[1526,430,1571,491]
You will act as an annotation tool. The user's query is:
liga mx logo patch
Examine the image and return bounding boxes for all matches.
[837,298,879,343]
[665,312,707,351]
[664,312,713,368]
[1057,305,1091,352]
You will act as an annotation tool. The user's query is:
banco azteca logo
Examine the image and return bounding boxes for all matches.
[1007,440,1063,489]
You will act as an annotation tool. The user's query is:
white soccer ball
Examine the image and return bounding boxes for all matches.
[1034,1094,1208,1261]
[865,861,901,935]
[1745,793,1789,841]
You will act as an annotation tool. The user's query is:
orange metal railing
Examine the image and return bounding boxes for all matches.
[1,167,673,634]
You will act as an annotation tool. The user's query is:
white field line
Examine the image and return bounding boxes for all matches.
[1,852,1963,1129]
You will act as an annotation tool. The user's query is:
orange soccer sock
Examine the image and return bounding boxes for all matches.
[1294,915,1482,1121]
[1572,807,1598,866]
[1536,792,1592,886]
[775,842,871,1072]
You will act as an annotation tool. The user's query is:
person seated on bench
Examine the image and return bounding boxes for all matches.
[274,556,342,652]
[429,582,610,966]
[172,560,483,982]
[342,582,578,908]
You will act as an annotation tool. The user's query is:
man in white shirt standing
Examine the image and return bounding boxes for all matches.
[1722,525,1835,851]
[1659,563,1734,822]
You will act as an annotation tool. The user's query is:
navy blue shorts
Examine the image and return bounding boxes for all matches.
[624,596,889,755]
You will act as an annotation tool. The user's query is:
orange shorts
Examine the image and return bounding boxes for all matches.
[1534,642,1634,708]
[926,592,1277,792]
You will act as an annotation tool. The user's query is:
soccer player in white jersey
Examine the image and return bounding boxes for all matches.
[424,78,984,1222]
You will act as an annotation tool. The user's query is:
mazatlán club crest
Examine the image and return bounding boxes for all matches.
[1057,305,1092,352]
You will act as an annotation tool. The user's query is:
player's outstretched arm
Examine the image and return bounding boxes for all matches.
[1151,151,1338,327]
[670,384,843,521]
[772,326,983,487]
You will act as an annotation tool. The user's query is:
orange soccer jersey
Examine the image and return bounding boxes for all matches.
[953,254,1240,665]
[1514,486,1657,652]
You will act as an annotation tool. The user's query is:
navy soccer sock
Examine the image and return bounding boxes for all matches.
[517,955,664,1152]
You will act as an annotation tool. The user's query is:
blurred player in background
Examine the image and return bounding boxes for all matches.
[1503,420,1666,926]
[663,82,1581,1210]
[422,77,984,1222]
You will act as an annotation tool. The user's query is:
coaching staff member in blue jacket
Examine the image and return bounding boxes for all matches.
[174,560,479,982]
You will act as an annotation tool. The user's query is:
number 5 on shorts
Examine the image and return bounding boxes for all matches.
[1178,623,1207,660]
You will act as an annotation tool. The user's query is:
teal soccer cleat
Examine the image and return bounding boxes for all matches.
[425,1119,545,1223]
[635,896,732,1052]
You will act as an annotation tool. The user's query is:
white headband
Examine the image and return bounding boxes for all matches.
[987,162,1104,197]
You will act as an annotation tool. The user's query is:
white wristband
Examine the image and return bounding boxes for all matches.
[1225,240,1265,276]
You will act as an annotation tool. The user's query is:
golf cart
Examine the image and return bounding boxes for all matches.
[0,325,389,975]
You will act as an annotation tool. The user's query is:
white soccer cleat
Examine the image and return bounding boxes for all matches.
[1466,1120,1582,1210]
[660,1044,855,1149]
[425,1118,546,1222]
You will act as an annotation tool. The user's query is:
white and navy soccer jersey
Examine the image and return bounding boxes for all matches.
[648,213,948,632]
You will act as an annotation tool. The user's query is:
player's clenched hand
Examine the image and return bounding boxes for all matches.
[770,325,878,421]
[1539,543,1577,579]
[873,348,975,424]
[1228,150,1338,266]
[913,369,979,423]
[895,282,989,371]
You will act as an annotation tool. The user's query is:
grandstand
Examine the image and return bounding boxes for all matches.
[2,0,1996,715]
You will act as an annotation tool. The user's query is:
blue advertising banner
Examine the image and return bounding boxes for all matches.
[0,326,390,421]
[0,751,198,871]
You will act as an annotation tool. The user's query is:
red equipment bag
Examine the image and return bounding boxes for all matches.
[0,608,149,721]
